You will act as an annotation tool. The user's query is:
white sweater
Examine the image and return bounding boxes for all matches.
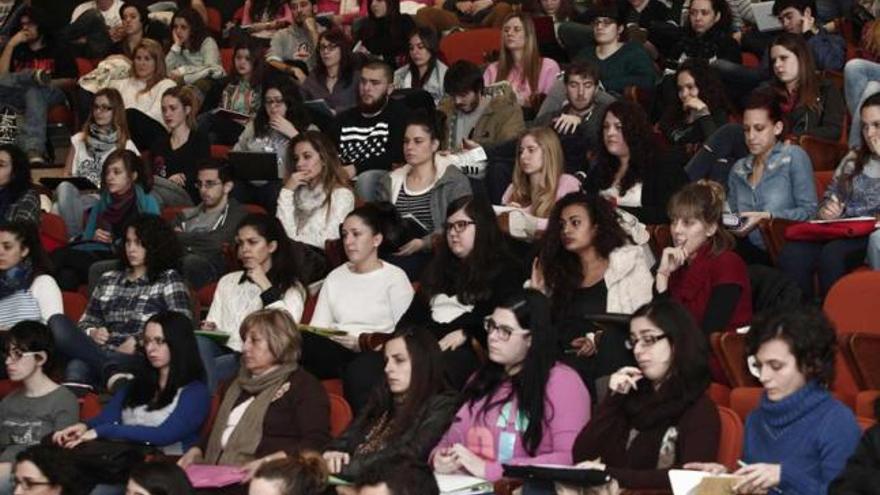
[276,186,355,249]
[0,275,63,328]
[205,270,306,351]
[109,77,178,126]
[309,262,414,336]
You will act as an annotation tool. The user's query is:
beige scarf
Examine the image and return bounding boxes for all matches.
[203,363,298,466]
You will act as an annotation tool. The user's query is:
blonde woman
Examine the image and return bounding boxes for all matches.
[501,127,580,231]
[483,13,560,110]
[276,130,355,250]
[109,38,177,150]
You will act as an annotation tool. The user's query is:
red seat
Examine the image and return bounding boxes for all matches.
[79,393,102,420]
[197,282,217,312]
[716,405,744,472]
[211,144,231,160]
[439,28,501,66]
[328,392,353,437]
[75,58,98,77]
[0,379,21,399]
[321,379,344,397]
[707,382,731,407]
[220,48,234,75]
[40,212,68,253]
[729,386,762,423]
[206,7,223,34]
[61,291,88,322]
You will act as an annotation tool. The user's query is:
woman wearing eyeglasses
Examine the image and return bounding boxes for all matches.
[408,196,526,389]
[432,289,590,482]
[300,28,359,116]
[0,322,78,487]
[52,311,209,493]
[9,445,79,495]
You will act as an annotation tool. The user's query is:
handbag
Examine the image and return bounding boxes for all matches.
[67,440,158,486]
[783,220,878,242]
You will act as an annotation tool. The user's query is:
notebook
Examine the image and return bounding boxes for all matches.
[753,1,783,32]
[227,151,279,181]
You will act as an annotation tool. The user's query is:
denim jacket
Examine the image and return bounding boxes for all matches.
[728,142,818,247]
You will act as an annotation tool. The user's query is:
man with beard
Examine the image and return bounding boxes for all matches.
[267,0,320,82]
[334,60,406,201]
[532,60,615,174]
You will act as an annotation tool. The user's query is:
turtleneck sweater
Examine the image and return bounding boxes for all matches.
[743,381,861,494]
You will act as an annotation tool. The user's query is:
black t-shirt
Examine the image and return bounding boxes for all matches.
[151,129,211,202]
[334,99,407,174]
[11,41,77,78]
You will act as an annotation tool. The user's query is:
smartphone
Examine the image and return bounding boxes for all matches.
[722,213,746,229]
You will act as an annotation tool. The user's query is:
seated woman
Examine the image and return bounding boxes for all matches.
[10,445,80,495]
[687,308,861,494]
[664,0,740,68]
[58,88,139,239]
[178,309,330,483]
[393,27,448,105]
[432,289,590,482]
[0,222,62,329]
[414,0,512,32]
[657,58,730,158]
[52,311,209,459]
[0,144,39,225]
[50,214,191,392]
[323,327,459,478]
[110,3,170,59]
[532,300,720,493]
[500,127,580,234]
[126,462,195,495]
[109,39,178,151]
[779,92,880,302]
[569,3,656,96]
[687,32,846,182]
[151,86,210,207]
[50,150,160,291]
[583,100,688,225]
[727,90,818,265]
[237,0,293,42]
[0,321,79,485]
[376,115,472,279]
[483,13,560,112]
[356,0,416,66]
[198,41,264,146]
[202,213,309,390]
[276,131,355,252]
[166,8,225,98]
[303,204,415,410]
[249,454,328,495]
[531,192,653,393]
[300,28,359,116]
[233,77,313,214]
[406,196,526,389]
[656,181,751,339]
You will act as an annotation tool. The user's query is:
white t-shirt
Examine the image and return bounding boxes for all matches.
[71,0,124,28]
[69,132,140,187]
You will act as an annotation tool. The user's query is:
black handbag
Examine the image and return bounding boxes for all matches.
[67,440,158,486]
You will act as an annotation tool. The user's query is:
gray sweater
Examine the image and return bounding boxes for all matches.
[0,386,78,461]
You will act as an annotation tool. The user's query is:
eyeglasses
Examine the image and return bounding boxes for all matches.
[92,103,113,112]
[3,348,40,362]
[11,478,53,491]
[624,334,668,350]
[484,317,529,341]
[264,97,285,106]
[194,180,222,189]
[141,336,167,348]
[444,220,475,233]
[318,43,338,52]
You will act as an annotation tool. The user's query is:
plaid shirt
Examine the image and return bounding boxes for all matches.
[78,269,192,347]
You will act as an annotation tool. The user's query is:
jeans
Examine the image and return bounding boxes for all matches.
[353,169,388,203]
[866,230,880,270]
[151,175,196,209]
[48,314,146,388]
[844,58,880,149]
[684,123,747,185]
[711,59,768,107]
[61,9,113,59]
[195,336,240,392]
[0,71,67,156]
[54,182,99,239]
[777,237,869,302]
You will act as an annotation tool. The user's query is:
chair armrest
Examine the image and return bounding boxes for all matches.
[756,217,797,265]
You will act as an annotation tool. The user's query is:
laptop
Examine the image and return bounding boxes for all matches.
[40,177,99,191]
[753,1,783,32]
[227,151,280,181]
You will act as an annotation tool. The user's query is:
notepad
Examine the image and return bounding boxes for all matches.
[185,464,246,488]
[668,469,742,495]
[434,473,493,495]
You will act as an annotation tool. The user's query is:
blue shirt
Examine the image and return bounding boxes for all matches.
[728,142,818,248]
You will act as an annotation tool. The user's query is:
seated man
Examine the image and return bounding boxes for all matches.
[63,0,125,59]
[0,6,76,166]
[773,0,845,71]
[266,0,320,82]
[334,60,407,201]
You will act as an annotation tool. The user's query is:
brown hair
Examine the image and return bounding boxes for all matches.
[770,32,820,114]
[254,452,328,495]
[132,38,169,94]
[162,85,200,130]
[667,180,734,255]
[508,127,565,218]
[288,130,352,219]
[82,88,131,149]
[238,308,302,364]
[495,13,543,103]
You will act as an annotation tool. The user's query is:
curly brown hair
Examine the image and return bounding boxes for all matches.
[592,100,651,195]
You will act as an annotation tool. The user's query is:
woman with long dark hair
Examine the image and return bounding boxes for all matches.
[199,40,264,146]
[356,0,416,66]
[323,327,458,478]
[665,0,740,66]
[0,222,60,328]
[408,196,526,388]
[432,289,590,481]
[0,144,38,225]
[393,27,448,104]
[300,28,358,115]
[165,7,225,97]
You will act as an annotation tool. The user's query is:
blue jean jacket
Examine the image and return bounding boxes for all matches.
[728,142,818,248]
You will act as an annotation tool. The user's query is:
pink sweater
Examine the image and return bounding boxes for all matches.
[501,173,581,231]
[483,58,560,106]
[432,364,590,481]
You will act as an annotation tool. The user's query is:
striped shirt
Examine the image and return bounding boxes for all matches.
[78,269,192,347]
[395,184,434,233]
[0,291,40,330]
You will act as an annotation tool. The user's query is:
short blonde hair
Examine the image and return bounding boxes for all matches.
[238,309,302,364]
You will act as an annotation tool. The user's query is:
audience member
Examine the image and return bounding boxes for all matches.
[58,88,138,238]
[249,454,327,495]
[687,308,861,494]
[829,400,880,494]
[239,0,294,41]
[10,445,81,495]
[165,7,225,98]
[277,131,354,251]
[110,3,169,59]
[266,0,319,82]
[50,214,191,392]
[126,462,195,495]
[774,0,845,71]
[432,289,590,481]
[323,327,458,478]
[300,28,359,115]
[393,27,447,105]
[0,144,38,224]
[665,0,740,67]
[201,213,309,390]
[354,455,439,495]
[63,0,125,59]
[414,0,512,31]
[178,309,330,482]
[0,222,61,328]
[356,0,416,66]
[199,41,263,146]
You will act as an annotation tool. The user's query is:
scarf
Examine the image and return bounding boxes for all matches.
[82,125,119,186]
[292,184,329,231]
[0,257,32,300]
[97,188,136,233]
[203,363,298,466]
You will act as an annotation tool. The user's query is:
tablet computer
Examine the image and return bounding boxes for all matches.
[40,177,99,191]
[227,151,280,181]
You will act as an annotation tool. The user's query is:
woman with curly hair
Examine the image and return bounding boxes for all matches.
[584,100,688,225]
[49,214,191,393]
[300,28,359,115]
[687,307,861,494]
[530,191,653,392]
[165,7,225,97]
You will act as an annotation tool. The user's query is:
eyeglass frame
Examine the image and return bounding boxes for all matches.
[444,220,475,234]
[483,316,530,341]
[624,333,668,351]
[2,348,42,362]
[11,477,54,491]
